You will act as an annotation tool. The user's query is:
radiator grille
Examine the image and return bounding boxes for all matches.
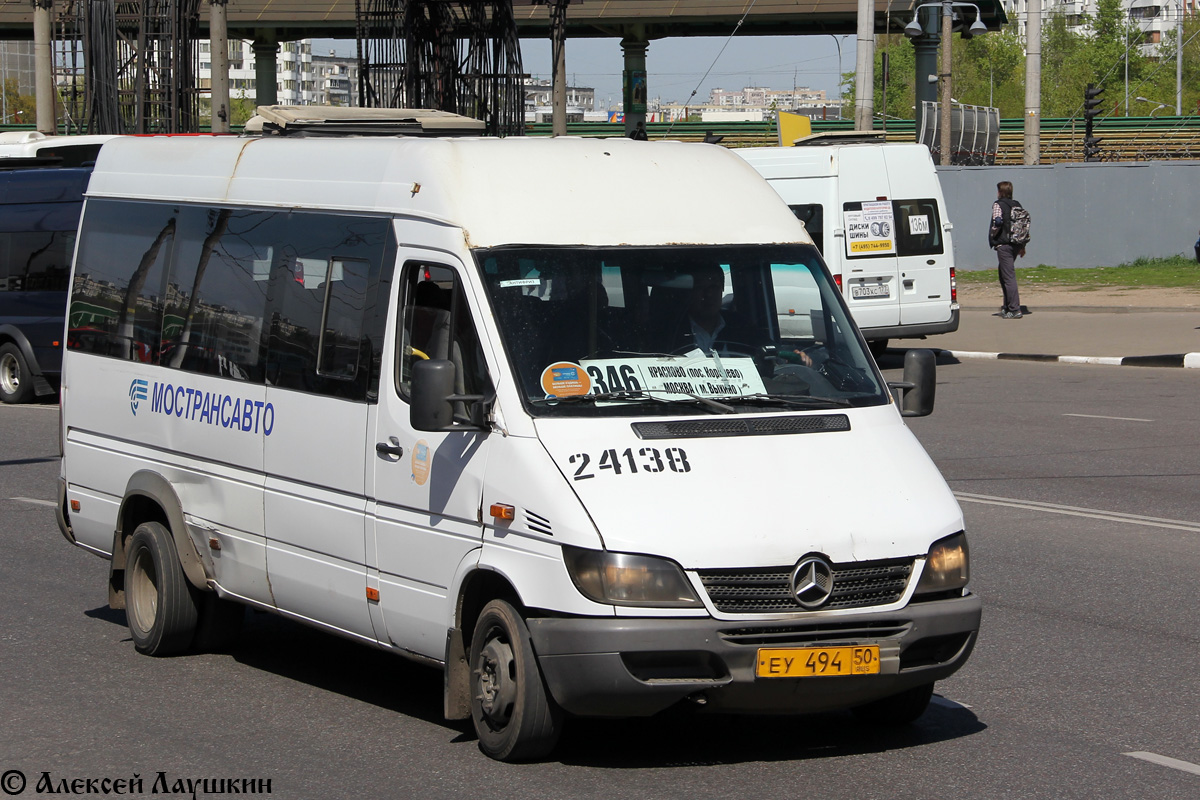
[698,558,913,614]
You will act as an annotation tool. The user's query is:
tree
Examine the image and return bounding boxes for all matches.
[843,1,1192,122]
[2,78,36,126]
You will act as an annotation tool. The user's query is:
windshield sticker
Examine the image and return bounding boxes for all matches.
[579,356,766,399]
[541,362,592,397]
[412,439,431,486]
[499,278,542,288]
[845,201,896,255]
[568,447,691,480]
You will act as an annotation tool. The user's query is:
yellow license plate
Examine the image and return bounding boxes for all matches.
[756,646,881,678]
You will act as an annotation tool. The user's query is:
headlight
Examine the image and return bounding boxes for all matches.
[562,546,702,607]
[914,532,969,596]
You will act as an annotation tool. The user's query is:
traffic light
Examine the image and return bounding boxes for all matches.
[1083,84,1103,162]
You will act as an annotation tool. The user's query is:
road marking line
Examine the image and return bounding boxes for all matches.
[1123,751,1200,777]
[954,492,1200,534]
[1062,413,1155,422]
[9,497,56,508]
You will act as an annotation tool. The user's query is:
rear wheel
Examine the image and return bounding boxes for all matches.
[867,339,889,359]
[468,599,562,762]
[124,521,199,656]
[0,343,34,404]
[852,682,934,725]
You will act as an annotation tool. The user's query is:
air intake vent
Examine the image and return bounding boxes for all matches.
[632,414,850,440]
[698,558,913,614]
[525,510,553,536]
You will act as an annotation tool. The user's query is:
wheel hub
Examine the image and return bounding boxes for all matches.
[0,353,18,395]
[476,636,517,727]
[128,548,159,635]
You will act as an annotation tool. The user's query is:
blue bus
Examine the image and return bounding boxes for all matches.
[0,166,91,403]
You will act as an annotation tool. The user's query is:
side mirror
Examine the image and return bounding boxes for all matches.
[888,348,936,417]
[411,359,456,431]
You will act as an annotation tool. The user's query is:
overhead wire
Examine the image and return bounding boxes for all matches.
[664,0,759,135]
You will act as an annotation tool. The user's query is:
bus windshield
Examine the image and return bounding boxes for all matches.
[474,244,888,418]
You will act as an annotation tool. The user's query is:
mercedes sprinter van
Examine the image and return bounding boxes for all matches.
[58,132,979,761]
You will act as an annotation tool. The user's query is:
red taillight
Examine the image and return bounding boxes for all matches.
[949,267,958,304]
[834,273,843,291]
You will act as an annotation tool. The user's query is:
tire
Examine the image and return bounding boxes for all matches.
[468,599,562,762]
[0,342,34,404]
[867,339,889,359]
[852,682,935,725]
[124,521,200,656]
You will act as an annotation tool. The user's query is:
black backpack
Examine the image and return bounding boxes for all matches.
[1007,203,1031,245]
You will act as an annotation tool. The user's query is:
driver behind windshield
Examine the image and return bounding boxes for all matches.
[675,264,758,355]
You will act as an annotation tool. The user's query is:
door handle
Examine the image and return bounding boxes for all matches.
[375,438,404,458]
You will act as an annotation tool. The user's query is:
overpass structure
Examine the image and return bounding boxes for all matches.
[1,0,1007,136]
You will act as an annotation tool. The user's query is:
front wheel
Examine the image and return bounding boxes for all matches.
[124,521,200,656]
[468,599,562,762]
[0,343,34,404]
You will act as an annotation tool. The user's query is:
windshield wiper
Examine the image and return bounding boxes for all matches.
[535,389,736,414]
[734,393,854,408]
[535,390,650,404]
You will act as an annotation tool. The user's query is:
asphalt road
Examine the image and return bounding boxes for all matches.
[2,358,1198,799]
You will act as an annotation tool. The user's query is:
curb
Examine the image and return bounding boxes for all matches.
[932,349,1200,369]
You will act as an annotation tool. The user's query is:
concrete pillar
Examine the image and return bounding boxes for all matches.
[853,0,875,130]
[621,32,648,138]
[209,0,230,132]
[549,0,568,136]
[252,32,279,109]
[33,0,55,133]
[1023,1,1041,164]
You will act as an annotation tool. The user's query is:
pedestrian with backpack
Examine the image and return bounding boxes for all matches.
[989,180,1031,319]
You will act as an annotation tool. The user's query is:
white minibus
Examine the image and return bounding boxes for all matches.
[58,132,980,762]
[736,139,960,355]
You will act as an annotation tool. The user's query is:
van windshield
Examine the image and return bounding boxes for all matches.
[474,244,888,417]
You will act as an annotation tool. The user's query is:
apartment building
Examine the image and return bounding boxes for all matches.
[196,39,358,106]
[1001,0,1197,55]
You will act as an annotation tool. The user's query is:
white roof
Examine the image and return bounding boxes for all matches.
[85,135,812,248]
[735,142,933,180]
[0,132,121,158]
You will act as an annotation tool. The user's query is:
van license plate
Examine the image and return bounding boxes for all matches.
[852,284,890,299]
[756,646,881,678]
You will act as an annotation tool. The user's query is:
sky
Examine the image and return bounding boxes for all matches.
[317,34,857,109]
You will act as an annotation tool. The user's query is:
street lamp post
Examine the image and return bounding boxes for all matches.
[1135,96,1170,116]
[905,2,987,166]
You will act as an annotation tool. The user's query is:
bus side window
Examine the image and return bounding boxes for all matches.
[70,199,176,363]
[396,263,491,403]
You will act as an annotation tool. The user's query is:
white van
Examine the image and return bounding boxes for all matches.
[57,132,980,762]
[0,131,120,168]
[736,140,960,354]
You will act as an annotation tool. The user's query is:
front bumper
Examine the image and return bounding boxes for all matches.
[526,593,981,717]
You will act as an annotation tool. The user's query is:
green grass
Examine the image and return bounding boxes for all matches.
[956,256,1200,289]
